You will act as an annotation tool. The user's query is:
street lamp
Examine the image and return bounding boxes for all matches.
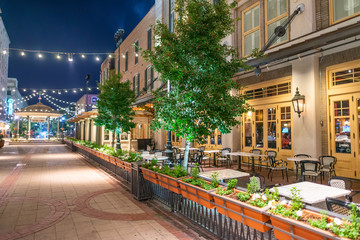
[292,87,305,118]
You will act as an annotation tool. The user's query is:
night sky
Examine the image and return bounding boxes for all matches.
[0,0,155,106]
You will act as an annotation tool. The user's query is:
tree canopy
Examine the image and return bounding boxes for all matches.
[142,0,255,166]
[94,74,136,149]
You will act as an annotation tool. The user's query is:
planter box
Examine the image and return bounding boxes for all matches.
[0,140,4,148]
[123,162,132,172]
[269,208,348,240]
[179,178,215,209]
[157,173,181,194]
[213,189,271,233]
[140,167,159,184]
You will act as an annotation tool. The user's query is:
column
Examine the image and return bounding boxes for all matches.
[57,119,60,139]
[292,55,321,157]
[88,119,92,142]
[26,116,30,140]
[47,117,50,140]
[16,118,20,138]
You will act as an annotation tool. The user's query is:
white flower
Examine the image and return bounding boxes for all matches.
[296,210,303,217]
[327,223,333,228]
[252,193,261,200]
[267,200,274,207]
[288,200,292,206]
[334,218,342,226]
[262,195,267,201]
[280,200,287,205]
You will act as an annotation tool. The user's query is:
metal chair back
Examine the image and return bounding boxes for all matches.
[328,176,351,190]
[320,156,336,169]
[294,154,311,158]
[326,197,357,216]
[221,148,231,156]
[251,149,261,155]
[301,160,321,173]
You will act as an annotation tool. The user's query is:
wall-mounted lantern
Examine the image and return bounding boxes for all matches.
[292,87,305,117]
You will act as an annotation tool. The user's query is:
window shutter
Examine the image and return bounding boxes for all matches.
[147,29,152,50]
[144,68,148,90]
[150,67,154,91]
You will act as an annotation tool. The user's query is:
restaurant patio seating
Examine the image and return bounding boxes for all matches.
[328,176,360,202]
[294,154,311,179]
[217,148,231,167]
[300,160,322,183]
[267,151,288,182]
[188,150,204,172]
[326,198,358,216]
[250,149,264,170]
[319,155,337,180]
[199,146,211,167]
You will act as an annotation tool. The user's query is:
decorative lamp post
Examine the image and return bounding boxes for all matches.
[292,87,305,118]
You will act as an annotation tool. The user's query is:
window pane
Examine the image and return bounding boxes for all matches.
[333,0,360,22]
[245,113,252,147]
[267,17,288,45]
[244,5,259,32]
[334,118,351,153]
[218,133,222,145]
[281,121,291,149]
[268,122,276,149]
[267,0,287,21]
[244,30,260,56]
[256,122,263,147]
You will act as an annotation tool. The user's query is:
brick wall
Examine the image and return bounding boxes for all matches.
[315,0,329,30]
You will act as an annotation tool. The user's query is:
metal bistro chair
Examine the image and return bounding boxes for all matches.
[326,198,359,216]
[250,173,282,192]
[217,148,231,168]
[328,176,360,202]
[300,160,322,183]
[188,150,204,172]
[267,151,289,182]
[250,149,263,170]
[294,154,311,179]
[199,146,211,167]
[319,156,337,180]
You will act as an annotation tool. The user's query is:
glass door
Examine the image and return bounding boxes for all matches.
[330,95,357,178]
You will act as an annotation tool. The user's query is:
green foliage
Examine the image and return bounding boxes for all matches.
[190,164,200,179]
[94,74,136,149]
[308,212,328,230]
[290,187,303,212]
[142,0,256,167]
[237,192,250,202]
[210,172,220,189]
[247,177,260,194]
[216,178,237,196]
[269,187,304,220]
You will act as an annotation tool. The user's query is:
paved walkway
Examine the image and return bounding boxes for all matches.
[0,144,208,240]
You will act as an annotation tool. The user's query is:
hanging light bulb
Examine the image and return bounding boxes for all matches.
[38,53,43,58]
[21,51,25,56]
[73,90,77,93]
[23,89,26,92]
[108,54,112,58]
[58,91,61,95]
[122,54,125,59]
[65,90,68,93]
[81,54,86,58]
[56,54,61,60]
[52,90,56,93]
[68,53,73,62]
[88,88,91,91]
[80,88,83,91]
[2,49,7,55]
[96,56,100,61]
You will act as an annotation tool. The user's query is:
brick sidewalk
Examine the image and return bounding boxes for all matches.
[0,144,210,240]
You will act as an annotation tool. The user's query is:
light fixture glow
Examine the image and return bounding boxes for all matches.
[21,51,25,56]
[81,54,85,58]
[108,54,112,58]
[2,49,7,55]
[68,54,73,62]
[96,57,100,61]
[38,53,43,58]
[56,54,61,59]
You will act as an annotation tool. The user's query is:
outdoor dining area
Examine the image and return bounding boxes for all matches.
[140,146,360,214]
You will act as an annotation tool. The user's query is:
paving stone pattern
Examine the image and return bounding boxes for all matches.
[0,144,208,240]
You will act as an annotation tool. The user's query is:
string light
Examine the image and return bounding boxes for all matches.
[68,53,73,62]
[108,54,112,58]
[2,49,7,55]
[96,57,100,61]
[38,53,43,58]
[81,54,85,58]
[56,54,61,60]
[21,51,25,56]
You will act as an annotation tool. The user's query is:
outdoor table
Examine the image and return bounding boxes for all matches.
[287,157,319,181]
[142,154,169,164]
[204,150,221,167]
[226,152,267,173]
[199,169,250,183]
[179,147,200,151]
[271,181,350,205]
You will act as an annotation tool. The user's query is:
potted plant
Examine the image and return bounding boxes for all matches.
[213,178,278,232]
[0,134,4,148]
[179,166,220,209]
[268,187,360,240]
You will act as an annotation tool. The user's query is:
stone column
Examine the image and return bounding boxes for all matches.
[26,116,30,140]
[47,117,50,140]
[88,119,92,142]
[16,118,20,138]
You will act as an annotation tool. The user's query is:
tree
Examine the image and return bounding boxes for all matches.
[94,74,136,149]
[142,0,257,167]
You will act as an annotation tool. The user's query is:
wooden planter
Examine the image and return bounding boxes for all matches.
[123,161,132,172]
[140,167,159,184]
[179,178,215,209]
[0,140,4,148]
[157,173,181,194]
[213,189,271,233]
[269,208,348,240]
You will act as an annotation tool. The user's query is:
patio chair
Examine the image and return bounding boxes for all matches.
[294,154,311,179]
[199,146,211,167]
[326,198,358,216]
[300,160,322,183]
[250,149,263,170]
[217,148,231,167]
[319,156,336,180]
[267,152,288,182]
[328,176,360,202]
[250,173,282,192]
[188,150,204,172]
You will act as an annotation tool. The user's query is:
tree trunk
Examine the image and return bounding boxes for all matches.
[116,133,121,150]
[182,140,191,169]
[112,130,115,149]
